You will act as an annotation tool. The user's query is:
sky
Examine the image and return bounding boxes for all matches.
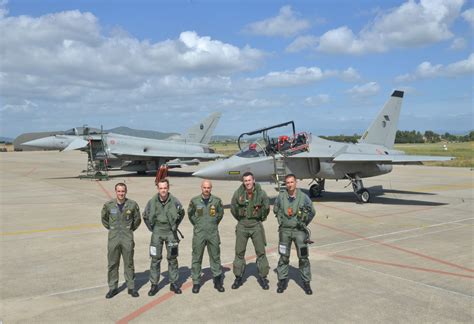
[0,0,472,138]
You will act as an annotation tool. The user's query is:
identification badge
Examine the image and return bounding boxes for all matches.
[279,244,287,255]
[150,246,157,256]
[287,207,293,217]
[210,205,216,217]
[111,208,118,214]
[126,210,131,215]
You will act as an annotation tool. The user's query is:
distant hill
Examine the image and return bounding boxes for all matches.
[210,135,238,142]
[108,127,178,140]
[0,137,13,143]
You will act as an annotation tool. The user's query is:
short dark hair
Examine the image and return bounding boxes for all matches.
[242,171,254,180]
[115,182,127,191]
[284,174,296,181]
[157,178,169,188]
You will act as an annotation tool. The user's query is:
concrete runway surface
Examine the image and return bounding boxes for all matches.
[1,151,472,323]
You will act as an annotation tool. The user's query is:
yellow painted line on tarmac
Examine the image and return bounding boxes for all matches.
[412,182,473,192]
[0,223,102,236]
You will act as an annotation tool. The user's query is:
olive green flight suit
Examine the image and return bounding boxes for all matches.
[101,198,141,290]
[188,195,224,284]
[274,188,315,282]
[143,193,184,285]
[230,183,270,278]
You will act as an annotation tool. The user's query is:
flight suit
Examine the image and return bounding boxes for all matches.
[230,183,270,278]
[274,188,315,282]
[188,194,224,284]
[101,198,141,290]
[143,193,185,285]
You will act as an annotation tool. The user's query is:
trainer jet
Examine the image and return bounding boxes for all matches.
[193,91,453,203]
[24,112,223,173]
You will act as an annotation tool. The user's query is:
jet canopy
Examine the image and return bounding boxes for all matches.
[236,121,310,158]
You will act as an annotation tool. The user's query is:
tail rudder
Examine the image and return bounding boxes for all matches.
[183,112,222,144]
[359,90,404,148]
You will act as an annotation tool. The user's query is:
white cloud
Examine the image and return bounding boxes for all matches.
[285,35,318,52]
[244,66,360,89]
[461,7,474,28]
[347,82,380,97]
[316,0,465,54]
[449,37,467,50]
[0,10,266,110]
[395,53,474,82]
[304,94,330,107]
[243,5,310,37]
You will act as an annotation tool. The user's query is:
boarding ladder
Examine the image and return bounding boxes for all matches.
[80,128,109,180]
[273,155,287,192]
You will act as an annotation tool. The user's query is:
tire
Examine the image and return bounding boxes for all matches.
[358,189,370,203]
[309,184,322,198]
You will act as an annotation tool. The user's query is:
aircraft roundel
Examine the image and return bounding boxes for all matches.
[110,139,116,144]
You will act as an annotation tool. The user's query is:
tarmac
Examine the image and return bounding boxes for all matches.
[0,150,473,323]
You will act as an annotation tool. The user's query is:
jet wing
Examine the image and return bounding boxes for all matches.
[111,150,223,161]
[332,153,454,164]
[63,138,89,151]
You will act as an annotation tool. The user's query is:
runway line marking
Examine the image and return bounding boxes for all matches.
[330,258,473,299]
[332,254,474,279]
[96,181,113,200]
[317,222,473,273]
[116,246,278,324]
[315,217,473,250]
[0,223,102,236]
[370,205,437,218]
[317,203,372,219]
[23,167,37,177]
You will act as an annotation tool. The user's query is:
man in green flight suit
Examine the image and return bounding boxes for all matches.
[274,174,315,295]
[143,178,185,296]
[101,182,141,299]
[188,180,225,294]
[230,171,270,290]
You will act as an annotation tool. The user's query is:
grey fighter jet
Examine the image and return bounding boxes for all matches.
[193,91,453,203]
[24,112,223,173]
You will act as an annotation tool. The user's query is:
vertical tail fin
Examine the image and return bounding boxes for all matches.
[358,90,404,148]
[182,112,222,144]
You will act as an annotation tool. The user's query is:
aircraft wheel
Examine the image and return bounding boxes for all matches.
[309,184,322,198]
[358,189,370,203]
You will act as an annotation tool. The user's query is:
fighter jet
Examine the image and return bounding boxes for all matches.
[192,91,453,203]
[24,112,223,173]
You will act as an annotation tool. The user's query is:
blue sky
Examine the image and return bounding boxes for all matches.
[1,0,472,138]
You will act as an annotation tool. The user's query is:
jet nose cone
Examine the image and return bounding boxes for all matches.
[193,159,230,180]
[23,137,56,149]
[192,165,215,179]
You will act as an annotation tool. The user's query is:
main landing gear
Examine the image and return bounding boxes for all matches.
[309,178,325,198]
[346,174,370,203]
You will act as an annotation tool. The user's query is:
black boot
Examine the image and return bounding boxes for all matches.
[303,281,313,295]
[231,276,243,289]
[170,283,182,294]
[128,289,139,297]
[258,276,269,290]
[148,284,159,296]
[213,275,225,292]
[192,283,200,294]
[276,279,287,293]
[105,288,118,299]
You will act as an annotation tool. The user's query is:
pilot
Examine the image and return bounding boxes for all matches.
[143,178,185,296]
[101,182,141,298]
[230,171,270,290]
[273,174,315,295]
[188,180,225,293]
